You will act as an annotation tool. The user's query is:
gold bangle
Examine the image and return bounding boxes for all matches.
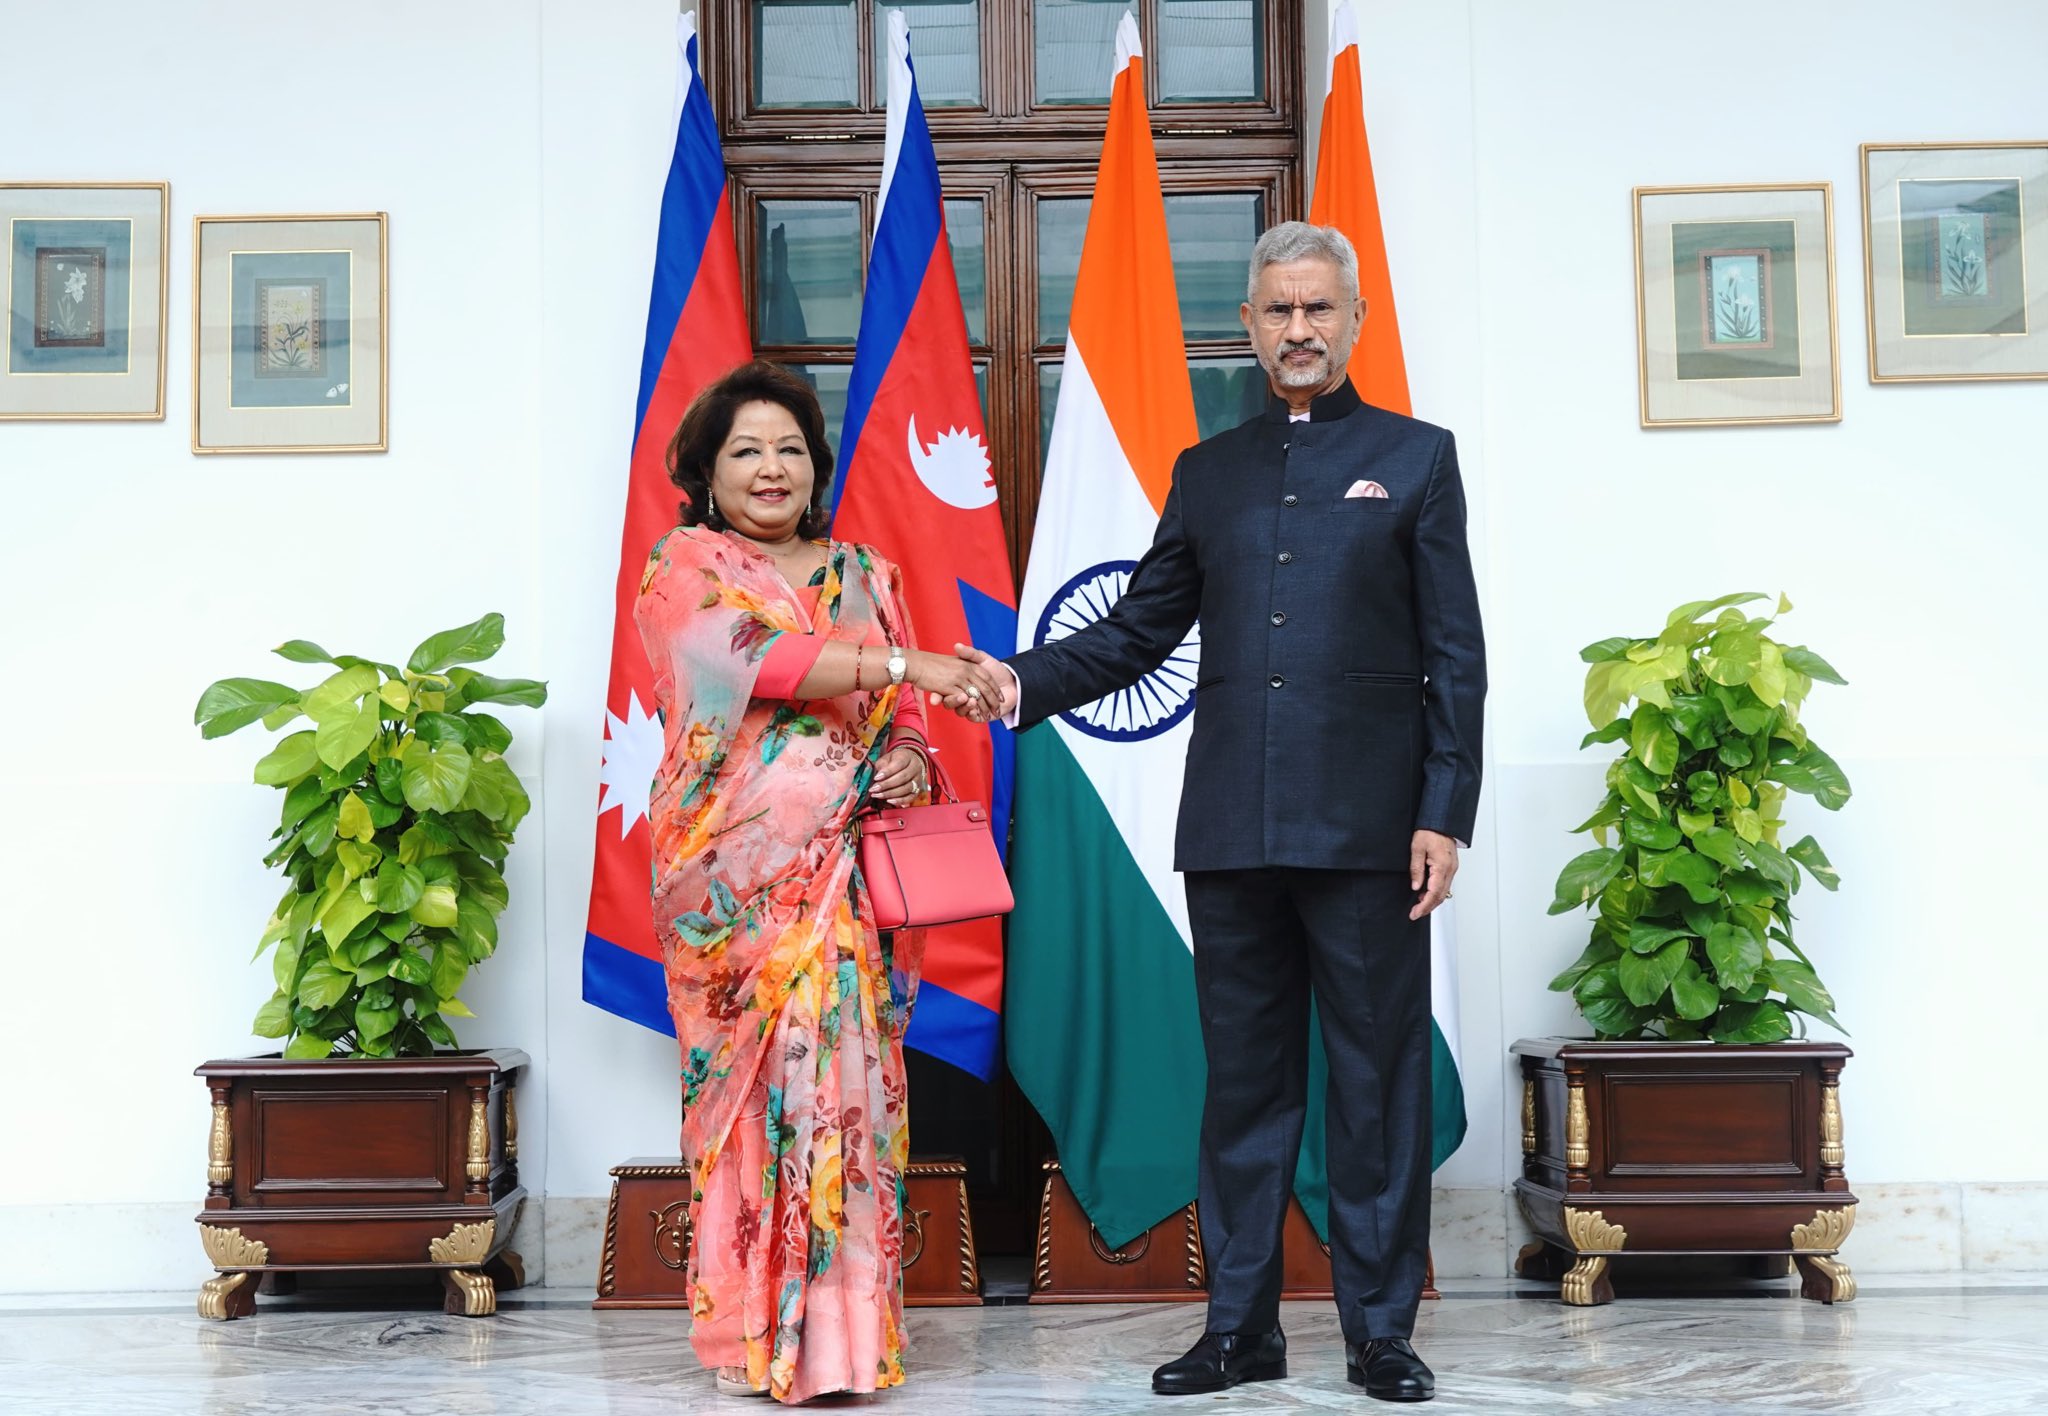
[855,642,866,689]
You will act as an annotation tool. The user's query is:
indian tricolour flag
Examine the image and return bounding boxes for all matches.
[1005,13,1206,1248]
[1307,0,1467,1183]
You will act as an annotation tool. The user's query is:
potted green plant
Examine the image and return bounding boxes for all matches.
[187,614,546,1321]
[1512,594,1860,1307]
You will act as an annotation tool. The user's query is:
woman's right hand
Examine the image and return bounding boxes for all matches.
[907,649,1007,719]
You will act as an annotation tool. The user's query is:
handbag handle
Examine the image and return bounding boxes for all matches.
[861,801,989,834]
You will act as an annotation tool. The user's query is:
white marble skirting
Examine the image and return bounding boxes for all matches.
[3,1183,2045,1296]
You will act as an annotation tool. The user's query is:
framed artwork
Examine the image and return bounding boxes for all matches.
[0,182,169,421]
[1861,141,2048,382]
[1633,183,1841,428]
[193,212,387,453]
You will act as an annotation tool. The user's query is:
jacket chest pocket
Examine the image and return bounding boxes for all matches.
[1329,495,1400,516]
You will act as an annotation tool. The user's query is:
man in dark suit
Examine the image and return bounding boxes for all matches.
[960,221,1484,1402]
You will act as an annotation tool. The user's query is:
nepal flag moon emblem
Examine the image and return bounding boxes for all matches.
[906,413,997,510]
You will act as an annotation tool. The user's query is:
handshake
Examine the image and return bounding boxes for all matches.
[912,644,1017,724]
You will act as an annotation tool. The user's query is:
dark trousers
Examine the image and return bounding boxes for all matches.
[1186,867,1432,1342]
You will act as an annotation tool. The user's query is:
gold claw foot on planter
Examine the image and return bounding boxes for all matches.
[196,1225,269,1321]
[1560,1253,1615,1306]
[1559,1208,1627,1307]
[1794,1253,1857,1304]
[1791,1207,1858,1304]
[198,1271,256,1320]
[428,1219,496,1265]
[442,1268,497,1317]
[428,1219,500,1317]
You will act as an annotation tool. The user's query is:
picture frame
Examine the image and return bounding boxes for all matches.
[1633,183,1841,428]
[1860,141,2048,383]
[192,212,387,453]
[0,181,170,421]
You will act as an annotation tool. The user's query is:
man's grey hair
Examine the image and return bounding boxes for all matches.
[1246,221,1360,303]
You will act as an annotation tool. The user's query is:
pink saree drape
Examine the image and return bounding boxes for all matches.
[635,526,928,1402]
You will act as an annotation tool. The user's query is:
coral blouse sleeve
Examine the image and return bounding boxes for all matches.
[751,631,828,700]
[891,673,928,741]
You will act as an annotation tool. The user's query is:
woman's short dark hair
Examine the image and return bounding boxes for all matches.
[667,360,835,540]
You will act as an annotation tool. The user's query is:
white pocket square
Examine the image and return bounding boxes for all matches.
[1344,479,1390,499]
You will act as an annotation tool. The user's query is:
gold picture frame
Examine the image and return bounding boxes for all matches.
[1860,141,2048,383]
[1633,182,1841,428]
[191,211,388,454]
[0,181,170,421]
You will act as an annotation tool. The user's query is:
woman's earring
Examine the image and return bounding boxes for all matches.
[706,490,716,521]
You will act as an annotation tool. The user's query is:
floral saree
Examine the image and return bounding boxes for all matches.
[635,526,926,1402]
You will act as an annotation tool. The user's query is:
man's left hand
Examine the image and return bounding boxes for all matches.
[1409,830,1459,920]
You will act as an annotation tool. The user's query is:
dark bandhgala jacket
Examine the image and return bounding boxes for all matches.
[1008,379,1485,873]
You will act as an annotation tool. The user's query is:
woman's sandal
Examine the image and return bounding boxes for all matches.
[716,1367,768,1398]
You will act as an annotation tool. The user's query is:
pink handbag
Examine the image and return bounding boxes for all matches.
[857,775,1014,930]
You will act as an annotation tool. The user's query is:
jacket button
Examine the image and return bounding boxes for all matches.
[1269,675,1285,689]
[1277,551,1294,564]
[1271,611,1286,626]
[1283,494,1299,507]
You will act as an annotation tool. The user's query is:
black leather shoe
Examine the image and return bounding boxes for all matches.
[1345,1338,1434,1401]
[1151,1330,1287,1395]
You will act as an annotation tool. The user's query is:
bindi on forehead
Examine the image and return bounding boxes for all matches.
[731,401,801,433]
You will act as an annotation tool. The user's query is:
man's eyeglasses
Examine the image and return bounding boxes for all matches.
[1254,300,1346,329]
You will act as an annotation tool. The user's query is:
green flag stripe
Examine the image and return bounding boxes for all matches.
[1005,726,1206,1248]
[1429,1020,1468,1173]
[1292,1016,1467,1243]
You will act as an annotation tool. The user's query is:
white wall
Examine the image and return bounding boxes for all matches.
[1,0,2043,1291]
[1457,0,2048,1189]
[0,0,551,1230]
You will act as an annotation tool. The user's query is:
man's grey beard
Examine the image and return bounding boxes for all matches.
[1262,339,1330,389]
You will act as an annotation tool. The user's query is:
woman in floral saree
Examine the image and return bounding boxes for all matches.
[635,362,1003,1402]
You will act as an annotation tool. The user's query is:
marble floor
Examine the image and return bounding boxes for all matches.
[3,1276,2046,1416]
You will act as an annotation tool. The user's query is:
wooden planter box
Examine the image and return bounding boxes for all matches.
[1512,1038,1856,1306]
[593,1155,982,1308]
[1028,1160,1404,1303]
[193,1049,528,1320]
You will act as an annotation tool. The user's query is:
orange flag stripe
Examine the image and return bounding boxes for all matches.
[1067,54,1199,517]
[1310,39,1411,416]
